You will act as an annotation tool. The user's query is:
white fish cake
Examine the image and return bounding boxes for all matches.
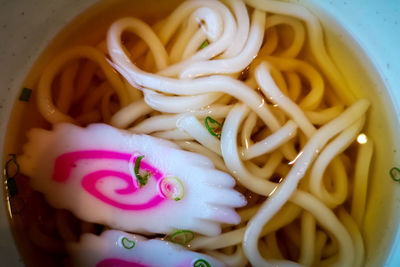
[68,230,226,267]
[19,123,246,236]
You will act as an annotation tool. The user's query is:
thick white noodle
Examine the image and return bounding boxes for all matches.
[176,115,222,155]
[291,191,354,267]
[219,98,366,266]
[265,14,305,58]
[157,0,237,76]
[255,62,315,137]
[168,13,201,64]
[338,207,364,267]
[179,9,265,78]
[110,99,153,128]
[107,20,301,164]
[245,151,283,179]
[220,104,278,194]
[190,202,300,251]
[351,136,373,227]
[107,29,285,135]
[240,111,257,148]
[299,211,316,266]
[56,61,79,113]
[314,231,328,265]
[169,7,222,63]
[130,105,232,134]
[106,65,296,163]
[243,99,369,267]
[130,114,180,134]
[207,245,248,267]
[309,116,365,207]
[244,0,355,104]
[109,17,169,71]
[182,29,209,60]
[191,228,246,250]
[152,128,193,140]
[241,120,297,160]
[220,0,249,57]
[176,140,229,172]
[143,89,223,113]
[37,46,129,124]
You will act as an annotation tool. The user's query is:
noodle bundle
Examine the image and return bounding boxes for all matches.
[14,0,374,266]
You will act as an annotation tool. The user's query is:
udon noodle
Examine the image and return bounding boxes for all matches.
[6,0,374,266]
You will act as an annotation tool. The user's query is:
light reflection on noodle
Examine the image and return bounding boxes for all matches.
[26,0,374,266]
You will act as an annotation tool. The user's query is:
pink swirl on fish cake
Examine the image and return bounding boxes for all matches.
[53,150,166,210]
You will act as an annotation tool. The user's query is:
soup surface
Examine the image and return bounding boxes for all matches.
[3,0,399,266]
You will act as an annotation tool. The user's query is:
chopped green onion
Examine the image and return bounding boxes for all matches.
[134,155,149,187]
[121,237,135,249]
[19,88,32,102]
[161,176,184,201]
[170,230,194,246]
[205,116,222,138]
[193,259,211,267]
[390,167,400,182]
[200,40,209,49]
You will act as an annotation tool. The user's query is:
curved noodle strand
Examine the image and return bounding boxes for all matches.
[244,0,355,104]
[37,46,129,124]
[265,14,305,58]
[243,99,369,266]
[179,9,266,78]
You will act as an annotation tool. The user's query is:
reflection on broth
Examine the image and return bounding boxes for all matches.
[3,0,377,266]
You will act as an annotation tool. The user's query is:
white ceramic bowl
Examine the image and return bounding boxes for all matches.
[1,0,399,266]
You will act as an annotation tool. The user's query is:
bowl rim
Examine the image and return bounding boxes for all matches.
[0,0,399,266]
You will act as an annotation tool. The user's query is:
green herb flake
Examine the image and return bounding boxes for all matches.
[204,116,223,138]
[193,259,211,267]
[19,88,32,102]
[200,40,209,50]
[390,167,400,182]
[121,237,135,249]
[170,230,194,246]
[134,155,150,187]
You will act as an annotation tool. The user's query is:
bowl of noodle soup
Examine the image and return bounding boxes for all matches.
[1,0,400,266]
